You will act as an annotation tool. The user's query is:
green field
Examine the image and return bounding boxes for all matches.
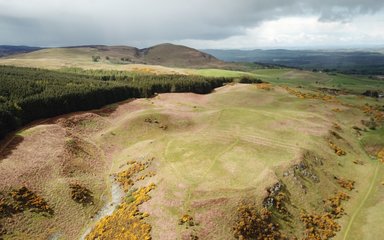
[194,67,384,95]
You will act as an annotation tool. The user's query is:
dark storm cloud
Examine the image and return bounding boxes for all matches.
[0,0,383,46]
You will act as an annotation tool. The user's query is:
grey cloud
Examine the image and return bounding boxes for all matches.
[307,0,383,22]
[0,0,383,46]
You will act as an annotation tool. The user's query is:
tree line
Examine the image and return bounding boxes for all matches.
[0,66,262,138]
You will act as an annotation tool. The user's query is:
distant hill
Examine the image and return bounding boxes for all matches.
[141,43,224,68]
[87,43,226,68]
[1,43,226,69]
[203,49,384,75]
[0,45,42,57]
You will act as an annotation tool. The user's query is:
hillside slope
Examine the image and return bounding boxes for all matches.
[1,81,383,239]
[0,45,42,57]
[0,44,226,69]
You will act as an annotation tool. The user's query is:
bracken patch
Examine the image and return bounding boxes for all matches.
[233,203,287,240]
[300,191,350,239]
[115,158,153,192]
[328,141,346,156]
[179,214,195,227]
[283,87,338,102]
[69,183,94,205]
[378,148,384,163]
[335,177,355,191]
[323,191,350,218]
[300,212,340,240]
[10,187,53,215]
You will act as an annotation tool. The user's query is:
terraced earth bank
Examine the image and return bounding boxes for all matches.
[0,83,383,239]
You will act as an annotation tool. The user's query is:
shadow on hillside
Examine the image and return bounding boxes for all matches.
[94,99,135,117]
[0,135,24,161]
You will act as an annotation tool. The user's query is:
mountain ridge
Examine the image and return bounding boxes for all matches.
[0,43,226,69]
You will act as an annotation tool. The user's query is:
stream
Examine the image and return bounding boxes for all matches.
[79,177,124,240]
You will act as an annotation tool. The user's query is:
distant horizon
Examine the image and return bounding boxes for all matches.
[1,43,384,52]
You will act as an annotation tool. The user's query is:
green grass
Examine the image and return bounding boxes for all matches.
[361,127,384,146]
[248,68,384,94]
[192,68,253,77]
[358,165,384,240]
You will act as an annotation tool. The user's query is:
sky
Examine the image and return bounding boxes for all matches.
[0,0,383,49]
